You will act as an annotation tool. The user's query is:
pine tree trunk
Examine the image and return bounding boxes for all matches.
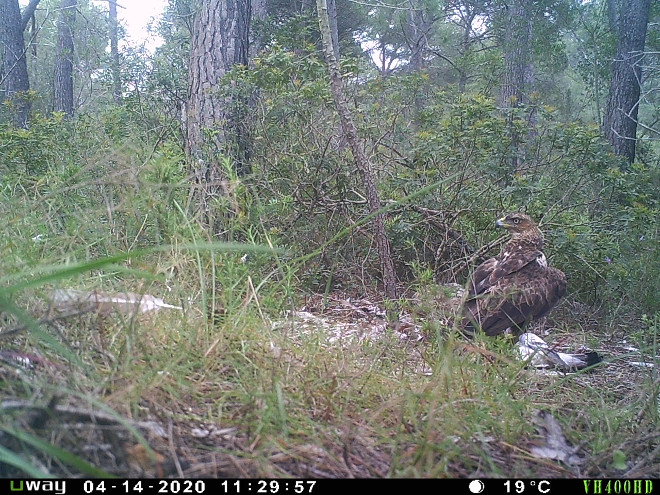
[54,0,76,117]
[457,7,476,94]
[316,0,398,302]
[603,0,650,164]
[499,0,533,108]
[186,0,257,226]
[0,0,40,128]
[498,0,535,173]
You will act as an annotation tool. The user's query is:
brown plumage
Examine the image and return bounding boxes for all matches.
[460,213,567,337]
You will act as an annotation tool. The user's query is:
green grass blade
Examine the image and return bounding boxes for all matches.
[0,443,53,478]
[2,242,286,293]
[1,426,115,478]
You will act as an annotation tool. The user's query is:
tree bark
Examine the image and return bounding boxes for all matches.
[20,0,40,30]
[54,0,76,117]
[498,0,535,173]
[186,0,259,226]
[316,0,398,302]
[603,0,650,164]
[326,0,339,59]
[499,0,533,109]
[0,0,41,128]
[108,0,121,104]
[406,0,430,73]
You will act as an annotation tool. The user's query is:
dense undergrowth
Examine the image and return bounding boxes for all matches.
[1,44,659,476]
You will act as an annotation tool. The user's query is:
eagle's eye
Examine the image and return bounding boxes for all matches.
[513,218,520,224]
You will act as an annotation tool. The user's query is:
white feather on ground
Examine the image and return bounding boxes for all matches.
[530,410,584,466]
[51,289,182,317]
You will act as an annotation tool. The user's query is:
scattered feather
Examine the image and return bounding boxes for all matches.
[629,361,654,368]
[530,410,584,466]
[0,351,56,369]
[0,350,35,369]
[52,289,182,318]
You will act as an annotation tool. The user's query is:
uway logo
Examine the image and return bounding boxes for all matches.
[10,481,66,495]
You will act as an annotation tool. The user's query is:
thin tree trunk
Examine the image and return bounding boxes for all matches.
[54,0,76,117]
[603,0,650,164]
[316,0,398,302]
[457,7,475,94]
[19,0,40,29]
[405,0,434,122]
[28,6,37,58]
[108,0,121,104]
[327,0,339,59]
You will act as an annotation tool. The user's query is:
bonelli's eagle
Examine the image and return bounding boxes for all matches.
[460,213,567,337]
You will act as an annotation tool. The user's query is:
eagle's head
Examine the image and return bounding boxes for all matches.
[496,213,540,238]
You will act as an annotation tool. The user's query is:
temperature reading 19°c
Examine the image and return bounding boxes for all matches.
[504,480,551,494]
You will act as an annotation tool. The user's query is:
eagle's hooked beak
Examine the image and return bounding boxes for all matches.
[496,217,507,228]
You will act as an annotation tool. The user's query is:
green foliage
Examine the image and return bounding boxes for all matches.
[570,0,615,101]
[586,163,660,312]
[0,114,75,175]
[258,0,366,56]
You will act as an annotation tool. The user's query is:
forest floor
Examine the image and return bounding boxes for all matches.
[1,287,659,478]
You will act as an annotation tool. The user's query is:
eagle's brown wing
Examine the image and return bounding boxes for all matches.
[490,249,545,280]
[468,257,497,295]
[468,249,542,297]
[462,253,566,336]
